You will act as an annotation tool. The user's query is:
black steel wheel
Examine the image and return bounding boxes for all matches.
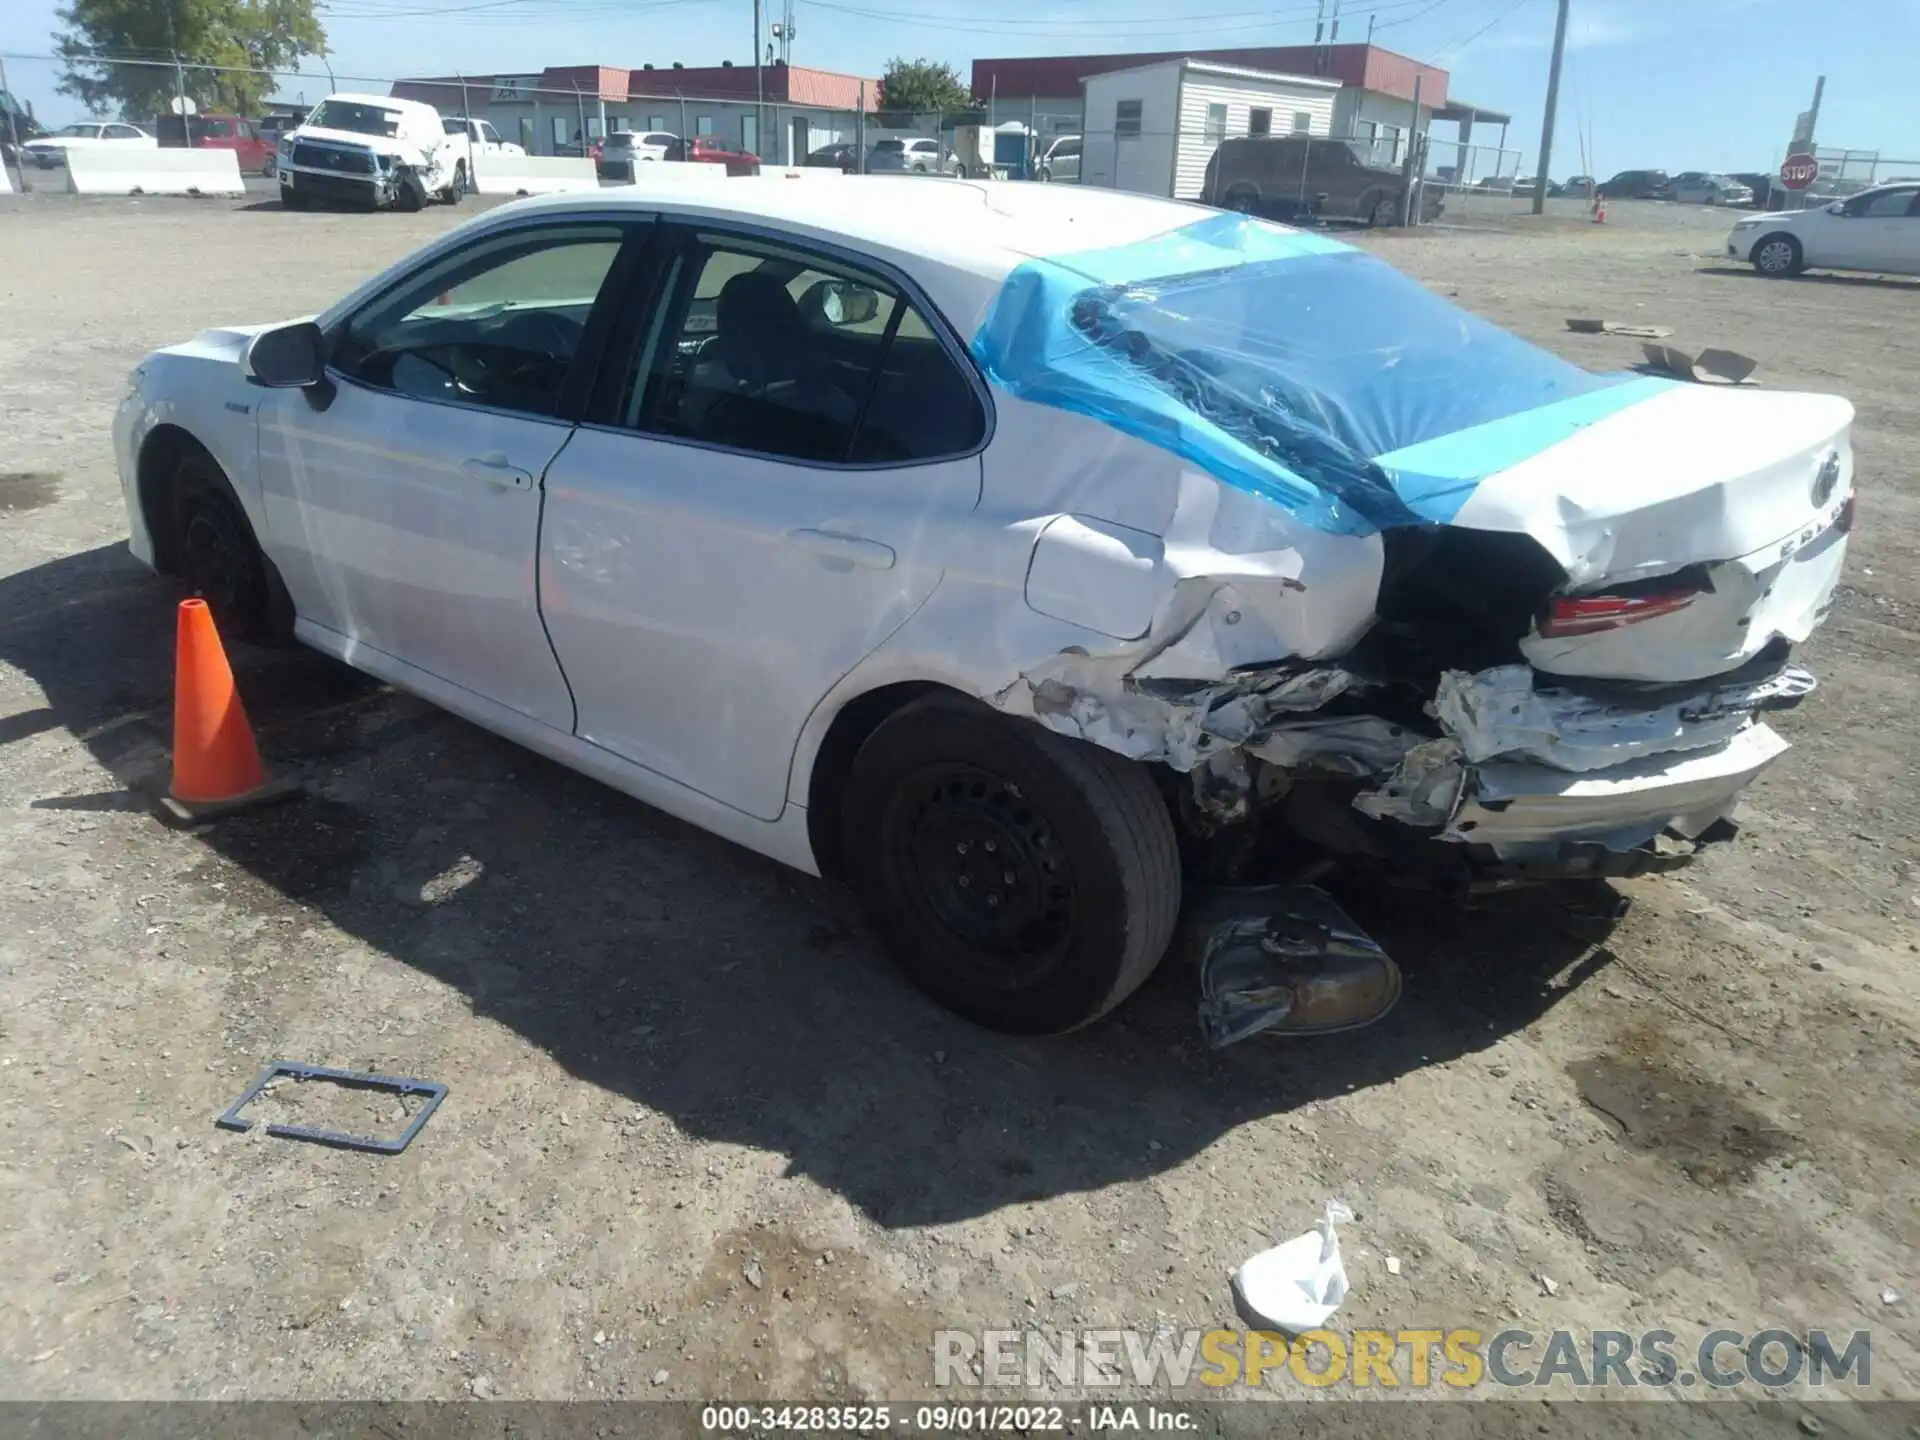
[173,453,275,643]
[842,695,1181,1034]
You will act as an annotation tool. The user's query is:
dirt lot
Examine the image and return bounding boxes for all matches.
[0,190,1915,1431]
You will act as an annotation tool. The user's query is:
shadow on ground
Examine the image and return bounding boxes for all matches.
[1696,263,1920,290]
[1,544,1619,1227]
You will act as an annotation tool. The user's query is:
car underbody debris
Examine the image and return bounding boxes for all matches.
[1180,883,1402,1047]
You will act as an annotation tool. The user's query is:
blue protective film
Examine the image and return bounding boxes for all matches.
[971,211,1672,536]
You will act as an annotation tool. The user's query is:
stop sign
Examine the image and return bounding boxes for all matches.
[1780,152,1819,190]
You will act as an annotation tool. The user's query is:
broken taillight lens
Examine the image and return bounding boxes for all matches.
[1538,589,1701,638]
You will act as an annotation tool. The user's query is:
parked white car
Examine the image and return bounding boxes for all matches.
[1670,172,1753,206]
[22,120,155,168]
[1729,181,1920,276]
[277,93,472,211]
[442,114,524,157]
[1035,134,1080,183]
[114,182,1853,1037]
[869,136,955,174]
[598,130,679,176]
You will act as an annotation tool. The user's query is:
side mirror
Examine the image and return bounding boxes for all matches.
[245,321,327,388]
[820,282,881,327]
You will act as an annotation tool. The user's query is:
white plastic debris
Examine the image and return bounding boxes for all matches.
[1881,1287,1902,1306]
[1385,1255,1402,1276]
[1231,1201,1353,1336]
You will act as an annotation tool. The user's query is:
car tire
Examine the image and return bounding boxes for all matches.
[1036,164,1052,182]
[841,694,1181,1035]
[280,187,307,211]
[1367,191,1400,227]
[1224,183,1260,214]
[172,450,284,645]
[1752,233,1804,277]
[439,160,467,204]
[394,172,428,212]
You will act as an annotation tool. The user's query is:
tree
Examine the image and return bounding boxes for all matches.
[875,57,976,126]
[54,0,326,121]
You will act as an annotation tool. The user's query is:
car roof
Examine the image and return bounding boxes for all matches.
[324,92,427,114]
[486,177,1216,283]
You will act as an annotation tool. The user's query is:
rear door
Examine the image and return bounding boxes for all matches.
[538,223,990,820]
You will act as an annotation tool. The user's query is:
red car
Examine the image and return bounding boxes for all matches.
[682,136,760,175]
[156,113,275,175]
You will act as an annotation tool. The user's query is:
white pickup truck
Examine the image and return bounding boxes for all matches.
[277,93,483,211]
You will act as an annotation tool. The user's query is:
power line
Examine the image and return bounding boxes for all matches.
[1433,0,1536,59]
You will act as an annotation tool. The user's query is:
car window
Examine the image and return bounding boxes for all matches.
[1858,189,1918,218]
[480,121,502,143]
[308,99,404,137]
[1057,138,1080,159]
[873,139,903,153]
[617,232,984,465]
[108,124,146,140]
[331,224,626,419]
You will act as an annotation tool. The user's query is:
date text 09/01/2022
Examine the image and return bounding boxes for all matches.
[700,1403,1193,1432]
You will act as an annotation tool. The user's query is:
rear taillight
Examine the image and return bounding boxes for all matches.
[1538,589,1700,638]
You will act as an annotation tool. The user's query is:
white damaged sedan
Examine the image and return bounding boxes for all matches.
[114,179,1854,1038]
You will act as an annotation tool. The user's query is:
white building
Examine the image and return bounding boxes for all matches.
[1079,59,1340,201]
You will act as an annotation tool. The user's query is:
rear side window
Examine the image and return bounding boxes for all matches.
[617,232,985,466]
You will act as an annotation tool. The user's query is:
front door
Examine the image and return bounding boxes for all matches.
[539,224,990,821]
[790,115,809,164]
[258,218,634,730]
[1821,185,1920,272]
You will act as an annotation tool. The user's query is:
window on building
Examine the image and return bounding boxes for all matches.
[1249,107,1272,137]
[519,117,536,151]
[696,115,714,136]
[1291,110,1313,135]
[1203,103,1227,145]
[586,116,604,141]
[741,112,760,156]
[1115,99,1142,138]
[609,115,630,133]
[649,115,667,131]
[551,116,570,151]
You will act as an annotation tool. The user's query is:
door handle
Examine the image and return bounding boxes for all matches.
[786,528,896,570]
[461,454,534,491]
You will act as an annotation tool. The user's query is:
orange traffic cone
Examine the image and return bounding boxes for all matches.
[158,599,299,823]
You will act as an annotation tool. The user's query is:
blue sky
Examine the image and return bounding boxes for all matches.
[3,0,1914,173]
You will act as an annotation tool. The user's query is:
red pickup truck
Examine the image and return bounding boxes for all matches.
[155,113,275,174]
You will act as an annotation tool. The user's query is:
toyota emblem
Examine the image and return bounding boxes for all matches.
[1812,452,1840,506]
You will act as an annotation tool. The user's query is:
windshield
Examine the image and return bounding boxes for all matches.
[307,100,403,137]
[54,123,96,137]
[872,139,903,152]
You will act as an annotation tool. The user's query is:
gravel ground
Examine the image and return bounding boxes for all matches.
[0,188,1915,1433]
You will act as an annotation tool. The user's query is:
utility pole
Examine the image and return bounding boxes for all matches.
[1531,0,1570,216]
[752,0,764,156]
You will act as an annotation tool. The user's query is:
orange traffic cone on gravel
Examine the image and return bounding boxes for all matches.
[156,598,300,824]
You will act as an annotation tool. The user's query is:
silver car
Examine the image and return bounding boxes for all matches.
[1671,172,1755,207]
[1036,134,1080,183]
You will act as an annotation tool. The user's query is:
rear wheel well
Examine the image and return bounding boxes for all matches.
[805,681,957,879]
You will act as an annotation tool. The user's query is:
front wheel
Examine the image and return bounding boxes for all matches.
[173,452,281,644]
[1367,192,1400,227]
[279,186,307,211]
[841,695,1181,1035]
[438,160,467,204]
[1752,233,1803,277]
